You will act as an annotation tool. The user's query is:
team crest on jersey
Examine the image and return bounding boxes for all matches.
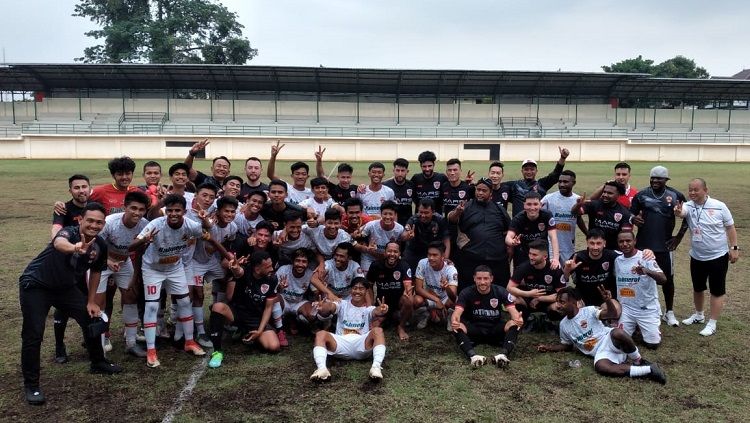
[349,190,356,198]
[490,298,499,308]
[538,223,545,231]
[88,248,98,261]
[580,319,588,329]
[406,189,413,196]
[393,271,401,280]
[502,192,508,200]
[602,262,610,271]
[666,196,673,204]
[544,275,553,284]
[260,284,270,294]
[458,190,466,199]
[614,213,622,222]
[433,181,441,189]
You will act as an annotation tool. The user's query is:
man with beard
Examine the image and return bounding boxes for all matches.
[184,139,231,188]
[411,151,448,214]
[313,242,364,301]
[238,157,269,202]
[590,162,638,208]
[572,181,633,250]
[507,240,567,325]
[506,191,560,269]
[441,159,475,261]
[384,158,415,226]
[542,170,587,263]
[357,162,396,218]
[413,242,459,330]
[506,147,569,216]
[276,249,318,329]
[366,242,414,341]
[354,201,404,272]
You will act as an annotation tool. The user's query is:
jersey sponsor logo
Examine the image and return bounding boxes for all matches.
[458,190,466,199]
[538,223,545,231]
[433,181,441,189]
[260,283,270,294]
[602,262,610,271]
[393,271,401,280]
[583,337,598,351]
[619,287,636,298]
[614,213,622,222]
[490,298,499,308]
[502,192,508,201]
[544,275,553,284]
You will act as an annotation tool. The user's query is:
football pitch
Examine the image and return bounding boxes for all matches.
[0,158,748,422]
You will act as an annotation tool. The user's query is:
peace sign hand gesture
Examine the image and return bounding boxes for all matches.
[314,145,326,161]
[74,235,96,255]
[376,297,389,315]
[597,284,612,302]
[271,140,285,157]
[190,139,209,155]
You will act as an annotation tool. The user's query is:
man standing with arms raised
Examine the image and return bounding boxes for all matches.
[506,146,569,216]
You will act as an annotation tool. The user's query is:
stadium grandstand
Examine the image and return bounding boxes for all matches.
[1,64,750,160]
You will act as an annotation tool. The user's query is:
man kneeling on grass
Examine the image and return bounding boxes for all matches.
[310,277,389,382]
[535,286,666,384]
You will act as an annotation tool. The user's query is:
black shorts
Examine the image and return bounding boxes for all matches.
[463,319,506,345]
[229,305,274,332]
[690,254,728,297]
[654,252,674,280]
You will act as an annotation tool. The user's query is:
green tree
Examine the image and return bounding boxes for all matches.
[74,0,257,64]
[601,55,654,74]
[602,55,710,79]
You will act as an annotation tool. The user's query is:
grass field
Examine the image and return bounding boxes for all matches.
[0,158,748,422]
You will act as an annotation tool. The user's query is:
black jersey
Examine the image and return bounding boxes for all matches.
[327,182,356,205]
[238,182,269,203]
[581,200,633,250]
[569,249,620,306]
[260,202,305,230]
[20,226,108,289]
[411,172,448,214]
[509,210,556,254]
[404,214,450,255]
[630,186,686,253]
[510,261,567,294]
[384,179,414,226]
[52,200,87,227]
[492,183,512,210]
[456,285,515,327]
[366,259,412,299]
[441,181,475,215]
[230,272,278,317]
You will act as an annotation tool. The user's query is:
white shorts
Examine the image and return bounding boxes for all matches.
[281,299,307,317]
[619,308,662,344]
[96,260,134,293]
[329,332,372,360]
[593,329,627,365]
[191,259,225,287]
[425,294,450,310]
[142,265,189,301]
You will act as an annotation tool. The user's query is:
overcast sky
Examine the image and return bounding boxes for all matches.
[1,0,746,76]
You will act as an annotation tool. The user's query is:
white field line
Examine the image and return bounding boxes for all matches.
[162,356,208,423]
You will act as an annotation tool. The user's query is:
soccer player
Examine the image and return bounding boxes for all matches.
[451,265,522,369]
[506,146,569,216]
[235,190,267,237]
[572,181,633,250]
[487,161,511,210]
[273,213,314,266]
[506,191,560,268]
[402,198,451,272]
[614,231,666,349]
[354,201,404,272]
[313,242,365,301]
[299,177,337,222]
[220,175,243,200]
[309,277,389,382]
[184,139,231,187]
[384,158,415,226]
[276,248,318,327]
[341,197,374,235]
[139,160,163,206]
[129,194,209,367]
[267,140,313,205]
[303,208,352,261]
[507,240,567,327]
[630,165,688,327]
[590,162,638,208]
[94,191,150,357]
[413,242,459,330]
[260,180,305,230]
[442,159,475,261]
[541,170,586,263]
[238,156,269,202]
[20,202,123,405]
[676,178,739,336]
[357,162,396,217]
[411,150,448,214]
[563,229,620,306]
[536,287,666,384]
[207,251,281,368]
[88,156,139,215]
[366,241,414,340]
[313,146,356,204]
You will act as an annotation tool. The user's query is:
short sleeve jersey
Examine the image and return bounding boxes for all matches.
[541,191,581,261]
[356,185,396,216]
[510,261,567,294]
[614,250,662,312]
[366,259,412,298]
[324,259,364,299]
[441,181,475,215]
[99,212,149,260]
[509,210,556,254]
[20,226,108,289]
[581,200,633,250]
[630,187,686,252]
[303,226,352,259]
[276,264,314,305]
[272,231,314,266]
[238,182,269,204]
[230,271,278,317]
[456,285,515,327]
[404,214,450,254]
[193,221,238,264]
[360,220,405,271]
[298,197,335,218]
[334,299,376,335]
[415,259,459,297]
[411,172,449,213]
[260,202,305,231]
[327,182,356,205]
[89,184,139,215]
[138,216,204,270]
[683,197,734,261]
[52,200,86,227]
[286,186,313,205]
[383,179,414,225]
[233,212,264,236]
[559,306,612,356]
[570,249,620,306]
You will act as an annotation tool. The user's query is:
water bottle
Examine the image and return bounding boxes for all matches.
[568,359,581,368]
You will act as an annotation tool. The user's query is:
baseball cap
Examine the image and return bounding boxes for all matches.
[650,166,669,179]
[521,159,538,167]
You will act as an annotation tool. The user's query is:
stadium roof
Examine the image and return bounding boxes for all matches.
[1,63,749,100]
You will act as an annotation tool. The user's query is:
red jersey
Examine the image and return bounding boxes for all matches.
[342,213,374,234]
[617,186,638,209]
[90,184,138,215]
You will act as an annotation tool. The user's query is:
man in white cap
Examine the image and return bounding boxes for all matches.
[630,165,688,327]
[505,147,570,216]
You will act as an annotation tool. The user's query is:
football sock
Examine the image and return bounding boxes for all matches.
[313,346,328,370]
[629,365,652,378]
[143,301,160,350]
[372,344,386,368]
[272,302,283,329]
[208,311,225,351]
[176,296,195,341]
[193,306,205,336]
[502,326,519,356]
[453,330,476,358]
[122,304,139,347]
[626,347,642,363]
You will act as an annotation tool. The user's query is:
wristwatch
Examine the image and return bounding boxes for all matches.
[731,246,740,251]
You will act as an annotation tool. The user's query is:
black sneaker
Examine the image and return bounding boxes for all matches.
[54,345,68,364]
[648,363,667,385]
[90,359,123,375]
[25,386,45,405]
[636,357,652,367]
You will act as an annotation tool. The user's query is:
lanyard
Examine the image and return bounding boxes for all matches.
[693,196,709,225]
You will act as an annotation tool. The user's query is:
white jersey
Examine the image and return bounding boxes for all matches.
[100,212,148,261]
[541,191,580,261]
[614,250,662,312]
[193,221,237,264]
[286,186,313,205]
[303,226,352,259]
[139,216,203,271]
[299,197,335,218]
[234,212,264,236]
[323,259,364,299]
[356,185,395,215]
[559,306,612,356]
[682,196,734,261]
[273,230,314,264]
[276,264,314,305]
[334,299,376,335]
[415,259,459,299]
[360,220,404,271]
